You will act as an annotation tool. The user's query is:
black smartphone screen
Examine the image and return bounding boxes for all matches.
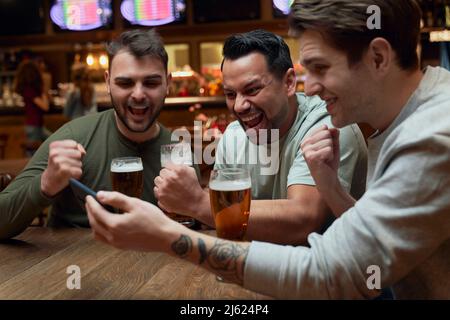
[69,178,113,212]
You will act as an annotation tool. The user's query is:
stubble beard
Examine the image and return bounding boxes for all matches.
[109,92,163,133]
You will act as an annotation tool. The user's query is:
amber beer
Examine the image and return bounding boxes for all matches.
[209,180,251,240]
[110,157,144,199]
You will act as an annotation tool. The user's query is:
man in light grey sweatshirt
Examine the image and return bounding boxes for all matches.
[84,0,449,299]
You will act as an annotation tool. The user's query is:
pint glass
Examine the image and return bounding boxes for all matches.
[209,168,251,241]
[160,142,196,228]
[110,157,144,202]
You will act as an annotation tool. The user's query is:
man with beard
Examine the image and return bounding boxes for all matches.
[154,30,367,245]
[0,29,177,239]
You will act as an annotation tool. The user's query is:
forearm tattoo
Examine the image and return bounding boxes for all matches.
[171,235,249,284]
[171,235,192,258]
[203,239,248,284]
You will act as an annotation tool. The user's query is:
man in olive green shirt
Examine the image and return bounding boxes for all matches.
[0,29,175,239]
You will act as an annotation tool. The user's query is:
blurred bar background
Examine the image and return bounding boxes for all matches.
[0,0,448,160]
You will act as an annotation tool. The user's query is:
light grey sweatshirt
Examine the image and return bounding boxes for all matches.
[243,66,450,299]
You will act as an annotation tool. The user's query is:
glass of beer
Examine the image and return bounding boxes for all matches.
[110,157,144,213]
[209,168,252,241]
[209,168,251,281]
[160,142,196,228]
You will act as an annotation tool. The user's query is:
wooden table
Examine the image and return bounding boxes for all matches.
[0,227,270,300]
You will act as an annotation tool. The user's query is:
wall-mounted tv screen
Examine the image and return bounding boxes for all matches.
[50,0,113,31]
[121,0,186,27]
[0,0,45,36]
[273,0,293,18]
[194,0,260,23]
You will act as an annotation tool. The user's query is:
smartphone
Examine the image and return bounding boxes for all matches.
[69,178,113,211]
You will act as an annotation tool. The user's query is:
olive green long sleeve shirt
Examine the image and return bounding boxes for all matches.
[0,109,175,239]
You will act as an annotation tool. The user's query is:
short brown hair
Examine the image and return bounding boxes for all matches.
[288,0,422,70]
[106,29,168,73]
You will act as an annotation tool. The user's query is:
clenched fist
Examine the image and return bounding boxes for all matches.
[301,125,340,193]
[41,140,86,197]
[154,164,205,217]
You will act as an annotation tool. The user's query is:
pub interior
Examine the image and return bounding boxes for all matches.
[0,0,449,302]
[0,0,447,163]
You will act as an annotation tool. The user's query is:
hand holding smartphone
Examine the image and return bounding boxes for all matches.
[69,178,114,212]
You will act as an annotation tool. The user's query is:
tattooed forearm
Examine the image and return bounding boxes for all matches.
[198,238,249,284]
[171,234,249,285]
[171,234,192,258]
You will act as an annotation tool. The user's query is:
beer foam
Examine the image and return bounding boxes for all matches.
[209,180,251,191]
[111,162,143,173]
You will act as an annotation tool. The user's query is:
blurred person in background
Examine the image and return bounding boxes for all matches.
[14,60,51,148]
[64,65,97,120]
[35,56,53,100]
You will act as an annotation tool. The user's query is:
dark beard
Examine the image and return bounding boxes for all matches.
[109,92,163,133]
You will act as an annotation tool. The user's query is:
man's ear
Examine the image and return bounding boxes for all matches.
[104,70,111,94]
[366,37,392,75]
[285,68,297,96]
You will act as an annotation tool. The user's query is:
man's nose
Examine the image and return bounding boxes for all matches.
[234,94,251,114]
[304,75,323,97]
[131,83,145,101]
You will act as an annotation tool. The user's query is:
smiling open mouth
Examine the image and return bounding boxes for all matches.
[128,106,149,116]
[242,112,264,128]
